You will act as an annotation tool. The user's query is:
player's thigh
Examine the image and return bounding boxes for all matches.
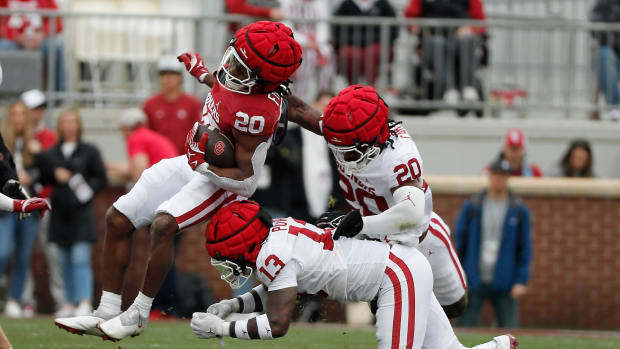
[156,173,243,231]
[113,156,193,229]
[419,216,467,306]
[376,246,433,349]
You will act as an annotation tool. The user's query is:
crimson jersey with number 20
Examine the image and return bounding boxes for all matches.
[336,125,433,244]
[255,217,390,301]
[201,78,283,139]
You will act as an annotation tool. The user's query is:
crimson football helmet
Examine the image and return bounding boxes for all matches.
[205,200,272,289]
[321,85,390,174]
[217,21,303,94]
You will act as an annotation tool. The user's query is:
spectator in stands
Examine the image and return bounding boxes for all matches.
[143,56,202,155]
[591,0,620,121]
[35,108,107,317]
[0,101,41,318]
[110,108,178,183]
[488,128,542,177]
[225,0,284,32]
[280,0,334,101]
[20,88,65,317]
[454,158,532,328]
[0,0,66,91]
[548,139,595,178]
[405,0,486,104]
[332,0,398,85]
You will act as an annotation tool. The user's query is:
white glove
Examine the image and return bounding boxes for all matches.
[191,312,226,339]
[206,299,239,318]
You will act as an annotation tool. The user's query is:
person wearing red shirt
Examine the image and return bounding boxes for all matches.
[117,108,178,183]
[142,56,202,155]
[405,0,486,105]
[0,0,66,91]
[485,128,543,178]
[225,0,284,32]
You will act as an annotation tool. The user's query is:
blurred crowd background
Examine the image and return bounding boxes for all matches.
[0,0,618,332]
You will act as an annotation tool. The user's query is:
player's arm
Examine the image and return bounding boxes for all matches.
[333,181,426,244]
[284,94,322,135]
[128,153,150,182]
[207,284,268,318]
[0,191,50,215]
[192,129,271,198]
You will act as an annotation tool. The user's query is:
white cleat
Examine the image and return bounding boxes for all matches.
[97,306,148,342]
[494,334,518,349]
[55,309,118,337]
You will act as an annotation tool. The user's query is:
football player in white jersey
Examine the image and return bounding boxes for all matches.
[190,200,517,349]
[282,85,468,318]
[54,21,302,341]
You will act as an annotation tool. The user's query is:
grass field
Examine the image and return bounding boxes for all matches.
[1,318,619,349]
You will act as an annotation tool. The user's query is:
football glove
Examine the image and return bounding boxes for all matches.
[178,52,210,84]
[333,210,363,240]
[206,299,238,319]
[191,312,224,339]
[185,123,209,171]
[316,211,345,230]
[14,197,51,217]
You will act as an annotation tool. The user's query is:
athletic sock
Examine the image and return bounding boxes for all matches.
[133,292,154,319]
[97,291,121,316]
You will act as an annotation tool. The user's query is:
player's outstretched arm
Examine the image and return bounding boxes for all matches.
[0,192,51,216]
[284,94,322,135]
[207,284,268,318]
[191,286,297,341]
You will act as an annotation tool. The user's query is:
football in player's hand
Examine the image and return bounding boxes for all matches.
[194,124,236,168]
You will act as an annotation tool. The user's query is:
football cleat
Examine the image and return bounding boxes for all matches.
[494,334,518,349]
[55,309,119,337]
[97,306,148,341]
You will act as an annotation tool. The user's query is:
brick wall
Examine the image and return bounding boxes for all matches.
[30,178,620,330]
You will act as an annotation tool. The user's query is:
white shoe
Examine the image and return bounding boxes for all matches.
[97,305,148,341]
[462,86,480,102]
[494,334,518,349]
[443,89,459,105]
[55,308,119,337]
[4,300,23,318]
[74,300,92,317]
[22,304,36,318]
[54,303,76,318]
[605,109,620,121]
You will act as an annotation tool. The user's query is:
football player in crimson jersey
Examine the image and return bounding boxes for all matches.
[54,21,302,341]
[190,200,518,349]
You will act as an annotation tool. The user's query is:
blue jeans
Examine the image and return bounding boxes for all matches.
[457,283,519,328]
[59,242,93,303]
[598,46,620,107]
[0,214,40,301]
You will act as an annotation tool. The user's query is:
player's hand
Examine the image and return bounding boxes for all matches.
[207,299,238,319]
[14,197,51,217]
[177,52,210,84]
[316,211,345,229]
[185,123,209,171]
[191,312,224,339]
[333,210,363,240]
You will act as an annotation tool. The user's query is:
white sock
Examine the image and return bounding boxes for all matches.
[471,342,497,349]
[132,292,154,318]
[97,291,121,315]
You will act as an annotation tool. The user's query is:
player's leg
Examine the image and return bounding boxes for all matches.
[421,292,518,349]
[0,324,11,349]
[418,212,468,318]
[55,156,193,336]
[98,173,241,341]
[376,246,433,349]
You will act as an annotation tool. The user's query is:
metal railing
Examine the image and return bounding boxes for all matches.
[0,8,618,119]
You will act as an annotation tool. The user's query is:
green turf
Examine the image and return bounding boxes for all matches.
[1,318,619,349]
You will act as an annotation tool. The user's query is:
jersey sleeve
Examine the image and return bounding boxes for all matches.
[267,260,300,291]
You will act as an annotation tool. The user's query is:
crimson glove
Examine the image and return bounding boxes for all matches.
[185,123,209,171]
[13,197,51,217]
[177,52,210,84]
